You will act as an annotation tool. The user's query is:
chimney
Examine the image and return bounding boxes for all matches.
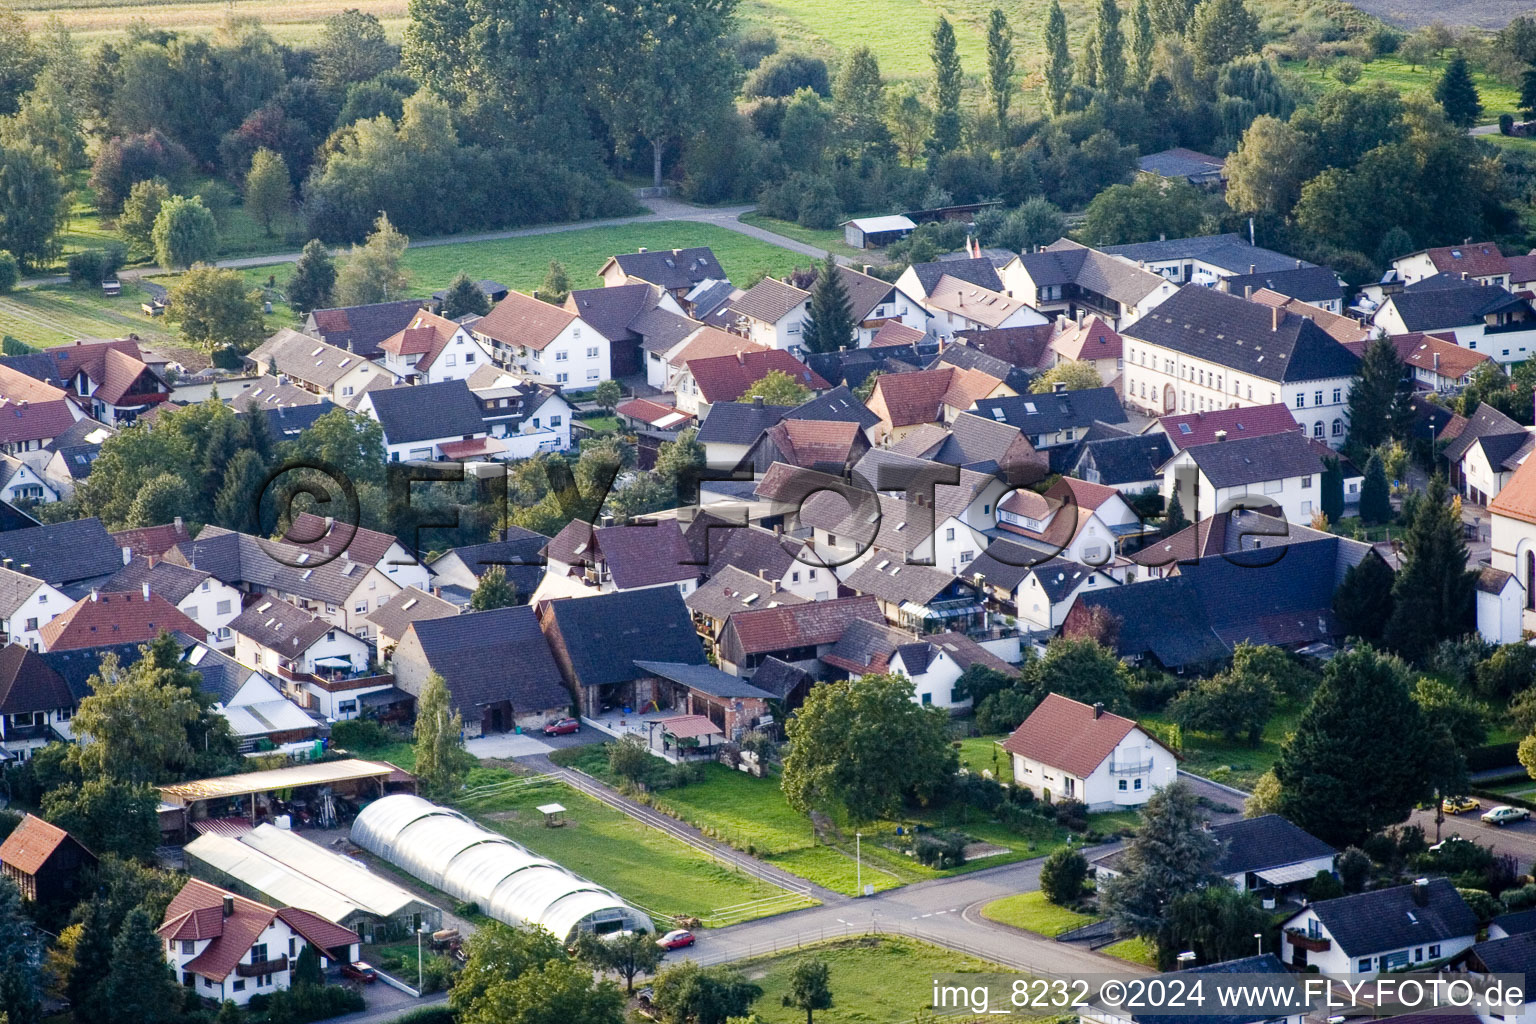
[141,582,150,601]
[1075,310,1085,327]
[173,516,183,530]
[89,589,98,603]
[1158,233,1166,242]
[1093,702,1104,718]
[1462,272,1468,281]
[1272,306,1281,331]
[1248,264,1255,275]
[121,545,132,566]
[737,351,746,365]
[758,569,770,582]
[637,247,647,253]
[223,895,234,918]
[1243,285,1252,300]
[1215,429,1228,442]
[754,395,764,408]
[1053,381,1066,393]
[863,265,873,275]
[1295,259,1303,269]
[1433,351,1440,371]
[1413,878,1430,906]
[770,579,780,594]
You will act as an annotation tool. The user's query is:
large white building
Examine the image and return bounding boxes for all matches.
[1001,693,1178,810]
[1121,284,1360,450]
[472,291,611,386]
[1488,455,1536,638]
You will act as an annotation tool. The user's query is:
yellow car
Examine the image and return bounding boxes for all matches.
[1443,795,1481,815]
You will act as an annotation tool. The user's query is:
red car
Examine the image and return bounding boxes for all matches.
[544,718,580,735]
[656,929,695,950]
[341,962,377,983]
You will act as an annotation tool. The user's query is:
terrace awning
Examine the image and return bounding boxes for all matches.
[1255,863,1320,886]
[656,715,722,740]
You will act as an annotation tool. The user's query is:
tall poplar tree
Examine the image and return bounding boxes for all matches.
[985,9,1015,133]
[1097,0,1127,96]
[927,16,963,157]
[1044,0,1073,115]
[1131,0,1155,90]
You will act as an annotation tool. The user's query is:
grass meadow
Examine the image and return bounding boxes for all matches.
[1281,55,1522,126]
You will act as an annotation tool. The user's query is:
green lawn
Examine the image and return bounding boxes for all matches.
[1140,705,1302,793]
[455,776,815,927]
[556,746,1072,896]
[0,282,181,349]
[1281,56,1522,126]
[734,936,1023,1023]
[1102,935,1159,968]
[981,890,1099,937]
[737,212,868,261]
[1489,777,1536,800]
[956,734,1012,784]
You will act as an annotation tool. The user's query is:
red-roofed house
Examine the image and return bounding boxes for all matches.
[676,349,829,415]
[159,878,359,1007]
[1342,332,1492,392]
[377,309,493,385]
[717,595,883,677]
[0,813,95,904]
[995,476,1143,567]
[39,588,207,651]
[1050,314,1124,384]
[1002,693,1178,809]
[0,363,86,455]
[1490,456,1536,638]
[865,365,1012,443]
[1157,404,1302,451]
[471,291,610,386]
[1394,242,1513,289]
[28,339,171,426]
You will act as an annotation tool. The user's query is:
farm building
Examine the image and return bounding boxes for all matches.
[184,823,439,943]
[843,215,916,250]
[350,794,650,942]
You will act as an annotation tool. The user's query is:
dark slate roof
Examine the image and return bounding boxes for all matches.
[696,400,794,446]
[633,660,776,700]
[41,641,145,702]
[1443,402,1525,464]
[305,299,429,358]
[1220,266,1345,305]
[0,517,121,588]
[179,638,258,705]
[1492,909,1536,937]
[1103,233,1312,274]
[1469,931,1536,975]
[364,380,487,445]
[0,644,74,714]
[235,400,335,442]
[1212,814,1335,875]
[1477,430,1534,471]
[1027,557,1102,603]
[1179,432,1346,489]
[1125,285,1360,383]
[365,586,458,641]
[1306,878,1478,957]
[966,538,1049,592]
[105,556,212,605]
[229,598,332,652]
[928,344,1033,393]
[1072,432,1174,485]
[972,387,1126,436]
[409,606,570,716]
[1388,275,1528,331]
[908,258,1004,295]
[804,346,923,391]
[544,588,705,688]
[1122,955,1290,1024]
[1018,241,1168,304]
[746,656,812,699]
[1072,575,1229,668]
[429,529,548,599]
[611,248,725,291]
[1137,147,1225,179]
[784,386,881,431]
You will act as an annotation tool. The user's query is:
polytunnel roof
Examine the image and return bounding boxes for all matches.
[349,794,649,940]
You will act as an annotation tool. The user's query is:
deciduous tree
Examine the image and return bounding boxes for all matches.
[833,47,890,160]
[313,9,396,89]
[117,178,169,257]
[574,930,662,995]
[1028,361,1103,393]
[1224,116,1314,219]
[1040,848,1089,904]
[536,260,570,305]
[1130,0,1155,90]
[151,193,217,270]
[1096,0,1127,97]
[742,369,811,406]
[783,958,833,1024]
[413,671,472,797]
[470,565,516,610]
[1163,885,1269,968]
[927,17,963,157]
[651,961,762,1024]
[334,212,410,306]
[166,265,265,351]
[1189,0,1260,72]
[0,142,65,270]
[243,146,290,236]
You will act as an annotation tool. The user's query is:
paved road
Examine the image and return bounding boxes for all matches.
[1410,804,1536,870]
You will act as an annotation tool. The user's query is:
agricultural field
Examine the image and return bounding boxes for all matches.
[15,0,409,45]
[1345,0,1531,30]
[0,281,180,349]
[1282,56,1522,125]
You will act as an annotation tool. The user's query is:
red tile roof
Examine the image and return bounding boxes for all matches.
[1491,455,1536,526]
[870,322,926,347]
[1247,289,1368,344]
[1362,332,1490,382]
[276,906,360,952]
[1422,242,1510,279]
[40,590,204,651]
[763,419,861,468]
[0,813,73,875]
[379,310,470,371]
[686,349,829,404]
[667,327,761,368]
[1003,692,1148,777]
[867,366,1001,429]
[725,595,881,655]
[1046,475,1122,513]
[1158,404,1301,450]
[0,395,79,446]
[159,879,326,982]
[1051,316,1122,362]
[473,291,580,351]
[0,362,69,405]
[615,398,692,427]
[111,521,193,560]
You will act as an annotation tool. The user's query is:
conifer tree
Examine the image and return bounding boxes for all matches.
[799,260,854,354]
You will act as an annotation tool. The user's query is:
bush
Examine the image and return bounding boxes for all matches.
[912,830,968,869]
[263,984,365,1024]
[1337,846,1371,892]
[1459,887,1500,925]
[329,718,396,750]
[1040,848,1089,904]
[1423,836,1495,876]
[418,954,456,994]
[1502,882,1536,910]
[89,130,194,211]
[210,346,246,370]
[1054,799,1089,832]
[743,52,830,98]
[1308,869,1344,901]
[0,251,18,294]
[1502,113,1516,135]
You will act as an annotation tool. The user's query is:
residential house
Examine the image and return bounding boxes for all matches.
[921,276,1048,341]
[393,606,570,735]
[739,418,870,476]
[376,308,494,385]
[926,339,1032,393]
[1002,692,1178,809]
[1156,404,1302,452]
[1095,813,1335,897]
[821,618,1015,709]
[1103,232,1319,286]
[0,363,85,456]
[785,386,883,440]
[109,521,190,562]
[1393,241,1515,288]
[1136,147,1225,186]
[106,557,242,647]
[995,476,1144,568]
[1215,266,1347,313]
[465,366,572,457]
[544,519,700,596]
[630,660,775,739]
[0,458,55,505]
[967,546,1113,631]
[180,640,321,755]
[844,553,983,634]
[229,599,372,684]
[472,290,610,385]
[645,324,759,393]
[1443,403,1534,506]
[426,526,548,606]
[0,517,120,597]
[1369,331,1493,392]
[1050,314,1124,383]
[1121,285,1360,447]
[159,878,359,1007]
[1248,288,1370,342]
[599,247,726,298]
[357,379,501,462]
[890,412,1049,487]
[696,398,796,470]
[615,397,693,435]
[39,588,205,651]
[0,645,77,760]
[303,299,429,358]
[694,522,828,601]
[1161,430,1360,525]
[727,278,812,351]
[973,387,1128,450]
[1372,274,1536,369]
[714,594,882,677]
[246,329,382,405]
[3,338,170,426]
[1005,239,1176,330]
[685,278,740,323]
[895,256,1008,303]
[676,348,829,417]
[1279,878,1477,975]
[538,587,708,717]
[829,264,931,346]
[864,365,1011,443]
[685,564,808,648]
[1488,454,1536,636]
[1068,433,1174,496]
[39,418,114,498]
[365,586,457,658]
[0,813,94,906]
[564,282,692,378]
[1079,955,1303,1024]
[0,568,67,650]
[950,324,1057,375]
[1127,508,1373,583]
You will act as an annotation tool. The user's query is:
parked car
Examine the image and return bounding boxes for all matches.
[1482,805,1531,826]
[544,717,580,735]
[656,929,695,950]
[341,962,377,983]
[1442,795,1480,815]
[1429,834,1468,854]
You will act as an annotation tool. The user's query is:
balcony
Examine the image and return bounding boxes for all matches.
[235,955,289,977]
[1108,759,1152,776]
[1285,929,1330,952]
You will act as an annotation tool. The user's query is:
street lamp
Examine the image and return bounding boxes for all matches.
[855,832,862,897]
[1255,932,1263,956]
[417,923,429,993]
